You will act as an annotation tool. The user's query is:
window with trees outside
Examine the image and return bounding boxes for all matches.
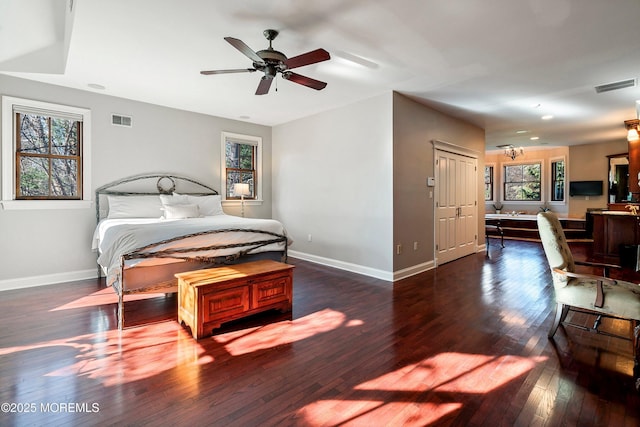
[1,96,91,209]
[551,159,565,202]
[484,165,494,201]
[221,132,262,201]
[16,111,82,199]
[503,162,541,201]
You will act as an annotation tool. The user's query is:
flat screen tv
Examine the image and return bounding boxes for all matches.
[569,180,603,197]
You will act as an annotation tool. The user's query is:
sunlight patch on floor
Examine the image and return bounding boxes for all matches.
[299,400,462,426]
[213,308,348,356]
[0,322,205,389]
[298,352,547,425]
[50,287,168,311]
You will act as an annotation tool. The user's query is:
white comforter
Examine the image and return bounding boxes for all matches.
[93,214,288,286]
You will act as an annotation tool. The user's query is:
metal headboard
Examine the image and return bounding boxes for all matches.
[94,173,219,223]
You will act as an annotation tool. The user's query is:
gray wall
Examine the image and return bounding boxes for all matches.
[0,74,271,289]
[272,91,485,281]
[392,93,486,272]
[272,93,394,279]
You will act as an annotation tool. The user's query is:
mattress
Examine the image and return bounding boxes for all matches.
[93,214,288,287]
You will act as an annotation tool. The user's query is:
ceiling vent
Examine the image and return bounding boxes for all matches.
[594,78,636,93]
[111,114,132,127]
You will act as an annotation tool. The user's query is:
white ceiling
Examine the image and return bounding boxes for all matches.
[3,0,640,150]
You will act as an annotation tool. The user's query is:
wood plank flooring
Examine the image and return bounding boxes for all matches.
[1,240,639,426]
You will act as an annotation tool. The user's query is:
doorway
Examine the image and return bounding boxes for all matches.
[434,145,478,265]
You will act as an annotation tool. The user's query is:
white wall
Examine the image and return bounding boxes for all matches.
[0,74,271,289]
[272,93,394,279]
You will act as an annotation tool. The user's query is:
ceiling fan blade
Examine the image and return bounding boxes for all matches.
[283,72,327,90]
[224,37,264,64]
[255,76,273,95]
[200,68,256,75]
[285,48,330,69]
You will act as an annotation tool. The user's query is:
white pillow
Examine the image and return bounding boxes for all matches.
[163,203,200,219]
[107,195,163,218]
[173,193,224,216]
[159,194,176,206]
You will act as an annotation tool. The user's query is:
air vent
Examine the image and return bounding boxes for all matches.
[594,79,636,93]
[111,114,132,127]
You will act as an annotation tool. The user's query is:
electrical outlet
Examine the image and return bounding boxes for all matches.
[413,241,418,250]
[396,244,402,255]
[308,234,312,242]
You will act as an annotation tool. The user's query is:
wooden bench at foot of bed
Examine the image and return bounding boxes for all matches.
[175,260,294,339]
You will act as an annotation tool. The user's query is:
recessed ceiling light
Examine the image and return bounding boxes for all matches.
[541,115,554,120]
[530,136,540,140]
[88,83,105,90]
[516,130,528,134]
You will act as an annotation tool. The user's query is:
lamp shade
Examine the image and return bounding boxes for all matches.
[233,183,250,196]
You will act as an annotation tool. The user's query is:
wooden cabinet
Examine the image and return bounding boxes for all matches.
[176,260,294,339]
[591,212,640,260]
[484,214,588,242]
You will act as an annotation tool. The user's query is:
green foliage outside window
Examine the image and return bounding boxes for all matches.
[551,160,565,201]
[503,163,541,201]
[225,140,255,198]
[484,166,493,201]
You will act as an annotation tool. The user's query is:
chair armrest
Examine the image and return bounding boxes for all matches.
[552,268,615,308]
[574,260,621,277]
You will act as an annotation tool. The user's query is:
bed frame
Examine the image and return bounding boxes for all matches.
[95,173,288,328]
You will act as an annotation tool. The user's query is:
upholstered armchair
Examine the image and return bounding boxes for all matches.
[537,211,640,389]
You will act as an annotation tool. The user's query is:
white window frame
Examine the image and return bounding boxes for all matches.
[1,96,92,210]
[549,156,566,206]
[220,131,262,205]
[501,159,544,204]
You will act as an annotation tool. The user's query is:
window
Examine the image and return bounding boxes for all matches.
[221,132,262,201]
[484,165,494,201]
[503,162,541,201]
[550,159,565,202]
[1,96,92,209]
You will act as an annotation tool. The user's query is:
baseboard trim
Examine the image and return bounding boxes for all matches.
[0,269,97,292]
[393,260,436,281]
[288,250,437,283]
[288,250,394,282]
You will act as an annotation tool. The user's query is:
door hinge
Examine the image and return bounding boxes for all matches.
[436,244,439,250]
[436,159,439,165]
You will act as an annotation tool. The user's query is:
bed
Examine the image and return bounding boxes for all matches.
[93,173,289,328]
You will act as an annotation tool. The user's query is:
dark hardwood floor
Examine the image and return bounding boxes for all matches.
[1,240,639,426]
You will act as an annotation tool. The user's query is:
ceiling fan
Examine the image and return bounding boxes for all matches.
[200,29,330,95]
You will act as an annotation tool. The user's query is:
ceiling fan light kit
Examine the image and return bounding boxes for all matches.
[201,29,330,95]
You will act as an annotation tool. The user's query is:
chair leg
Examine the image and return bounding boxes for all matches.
[633,320,640,392]
[548,303,569,338]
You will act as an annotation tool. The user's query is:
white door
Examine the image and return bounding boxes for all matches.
[435,150,477,265]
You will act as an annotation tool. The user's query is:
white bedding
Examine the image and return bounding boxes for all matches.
[94,214,288,287]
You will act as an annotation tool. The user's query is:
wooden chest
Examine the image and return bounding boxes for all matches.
[175,260,294,339]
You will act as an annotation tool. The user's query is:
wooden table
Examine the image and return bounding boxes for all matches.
[176,260,294,339]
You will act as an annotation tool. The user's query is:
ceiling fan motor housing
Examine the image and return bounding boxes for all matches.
[255,49,288,75]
